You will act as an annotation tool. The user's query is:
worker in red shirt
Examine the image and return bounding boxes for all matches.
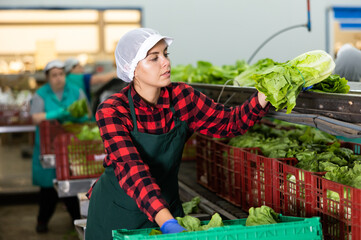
[85,28,270,239]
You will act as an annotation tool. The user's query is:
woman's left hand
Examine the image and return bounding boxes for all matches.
[257,91,268,108]
[160,219,186,234]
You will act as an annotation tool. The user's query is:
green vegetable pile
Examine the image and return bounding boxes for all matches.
[235,58,349,94]
[234,58,279,87]
[67,137,104,177]
[171,60,248,85]
[246,205,280,226]
[227,120,361,189]
[250,50,336,113]
[149,213,223,235]
[62,123,104,177]
[76,125,101,141]
[172,52,349,114]
[310,74,350,93]
[67,98,88,118]
[177,213,223,231]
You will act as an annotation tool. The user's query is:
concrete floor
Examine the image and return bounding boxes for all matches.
[0,132,79,240]
[0,202,79,240]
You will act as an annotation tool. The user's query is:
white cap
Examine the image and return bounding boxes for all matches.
[64,58,80,73]
[114,28,173,82]
[44,60,64,72]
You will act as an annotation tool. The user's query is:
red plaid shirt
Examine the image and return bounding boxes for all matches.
[87,82,269,221]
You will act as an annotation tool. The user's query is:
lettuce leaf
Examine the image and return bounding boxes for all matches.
[253,50,335,113]
[234,58,278,87]
[311,74,350,93]
[171,60,248,85]
[68,98,88,118]
[182,196,201,215]
[176,215,201,232]
[246,205,280,226]
[76,125,101,141]
[176,213,223,232]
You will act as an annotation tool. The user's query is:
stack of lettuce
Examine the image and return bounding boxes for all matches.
[236,50,341,113]
[228,121,361,190]
[172,51,350,114]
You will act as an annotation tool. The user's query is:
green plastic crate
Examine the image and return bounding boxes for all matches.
[112,215,323,240]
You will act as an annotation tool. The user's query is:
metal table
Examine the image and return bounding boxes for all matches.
[53,178,97,198]
[0,125,35,133]
[74,219,87,240]
[190,83,361,137]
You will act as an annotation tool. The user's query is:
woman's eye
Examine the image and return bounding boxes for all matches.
[150,52,169,61]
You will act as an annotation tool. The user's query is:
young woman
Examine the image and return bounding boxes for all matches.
[85,28,269,239]
[30,60,88,233]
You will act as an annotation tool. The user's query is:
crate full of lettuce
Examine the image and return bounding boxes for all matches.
[54,125,105,180]
[112,206,322,240]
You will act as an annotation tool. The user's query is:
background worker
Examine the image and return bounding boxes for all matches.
[334,43,361,82]
[30,60,88,233]
[85,28,270,240]
[64,58,118,103]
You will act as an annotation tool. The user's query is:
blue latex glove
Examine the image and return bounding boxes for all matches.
[160,219,187,234]
[45,108,70,120]
[302,85,313,91]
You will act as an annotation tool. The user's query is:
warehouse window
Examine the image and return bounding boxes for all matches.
[0,9,141,71]
[103,10,142,53]
[326,7,361,56]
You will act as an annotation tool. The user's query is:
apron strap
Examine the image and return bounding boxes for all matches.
[128,89,138,132]
[170,105,180,124]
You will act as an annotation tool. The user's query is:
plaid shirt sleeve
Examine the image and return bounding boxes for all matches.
[174,83,270,138]
[90,99,169,222]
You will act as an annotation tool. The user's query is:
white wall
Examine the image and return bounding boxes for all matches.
[0,0,360,66]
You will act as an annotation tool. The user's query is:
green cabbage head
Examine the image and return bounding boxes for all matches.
[254,50,335,113]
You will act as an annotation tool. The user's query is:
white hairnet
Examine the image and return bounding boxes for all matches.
[44,60,64,72]
[64,58,80,74]
[114,28,173,82]
[337,43,354,58]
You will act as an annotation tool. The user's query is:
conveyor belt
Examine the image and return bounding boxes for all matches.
[189,83,361,137]
[178,160,248,220]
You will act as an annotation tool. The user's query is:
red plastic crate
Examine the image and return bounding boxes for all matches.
[240,149,274,212]
[195,131,361,239]
[196,133,217,192]
[39,120,97,155]
[54,133,105,180]
[341,141,361,155]
[196,133,274,210]
[272,158,317,218]
[39,121,65,155]
[313,174,361,240]
[0,104,32,125]
[213,140,243,206]
[273,141,361,240]
[195,133,245,206]
[311,141,361,240]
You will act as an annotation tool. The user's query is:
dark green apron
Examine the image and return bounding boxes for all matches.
[86,90,188,240]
